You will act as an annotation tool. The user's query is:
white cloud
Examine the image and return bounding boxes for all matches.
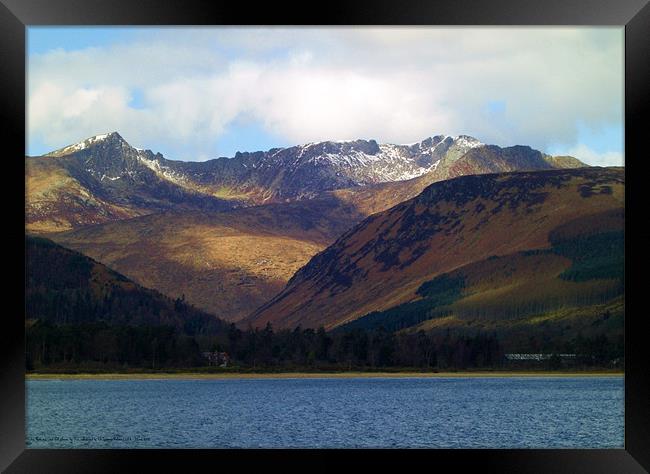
[27,27,624,161]
[562,144,624,167]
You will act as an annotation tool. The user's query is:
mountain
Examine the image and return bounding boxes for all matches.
[331,142,585,217]
[26,235,226,334]
[246,167,624,331]
[47,194,364,322]
[144,134,485,202]
[26,132,585,233]
[26,132,241,233]
[29,131,588,323]
[46,149,588,324]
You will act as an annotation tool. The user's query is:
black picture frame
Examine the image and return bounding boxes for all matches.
[2,0,649,471]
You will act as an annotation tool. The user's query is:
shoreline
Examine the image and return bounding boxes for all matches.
[26,371,624,380]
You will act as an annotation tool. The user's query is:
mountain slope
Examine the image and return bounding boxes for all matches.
[26,236,226,334]
[48,194,364,322]
[26,132,239,232]
[25,156,148,233]
[336,209,623,339]
[246,167,624,330]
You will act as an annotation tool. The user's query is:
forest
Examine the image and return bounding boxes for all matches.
[26,319,623,372]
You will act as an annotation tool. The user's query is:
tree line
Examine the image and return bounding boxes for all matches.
[26,320,622,372]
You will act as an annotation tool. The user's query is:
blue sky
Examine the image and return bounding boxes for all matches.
[28,27,138,55]
[27,27,623,165]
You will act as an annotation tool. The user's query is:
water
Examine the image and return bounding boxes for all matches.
[26,376,624,449]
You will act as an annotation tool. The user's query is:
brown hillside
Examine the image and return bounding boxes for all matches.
[48,195,363,322]
[246,167,624,330]
[25,157,149,233]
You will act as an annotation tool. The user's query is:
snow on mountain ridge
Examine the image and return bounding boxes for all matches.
[453,135,483,149]
[137,152,190,186]
[41,131,491,193]
[254,135,483,183]
[44,132,118,157]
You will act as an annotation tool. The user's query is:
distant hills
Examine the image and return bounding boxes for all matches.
[26,131,584,233]
[247,167,624,343]
[27,132,589,323]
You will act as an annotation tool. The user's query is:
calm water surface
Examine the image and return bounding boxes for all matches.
[26,376,623,448]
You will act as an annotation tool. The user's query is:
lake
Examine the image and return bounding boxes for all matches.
[26,376,624,449]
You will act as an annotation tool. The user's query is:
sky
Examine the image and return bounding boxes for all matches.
[27,27,624,166]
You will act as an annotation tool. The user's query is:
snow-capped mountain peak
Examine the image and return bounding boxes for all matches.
[44,131,485,181]
[28,129,586,234]
[238,135,487,185]
[44,132,123,157]
[41,131,493,199]
[452,134,483,149]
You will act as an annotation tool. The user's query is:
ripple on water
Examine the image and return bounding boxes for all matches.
[26,377,624,449]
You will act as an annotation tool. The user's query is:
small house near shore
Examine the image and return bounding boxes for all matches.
[202,351,230,367]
